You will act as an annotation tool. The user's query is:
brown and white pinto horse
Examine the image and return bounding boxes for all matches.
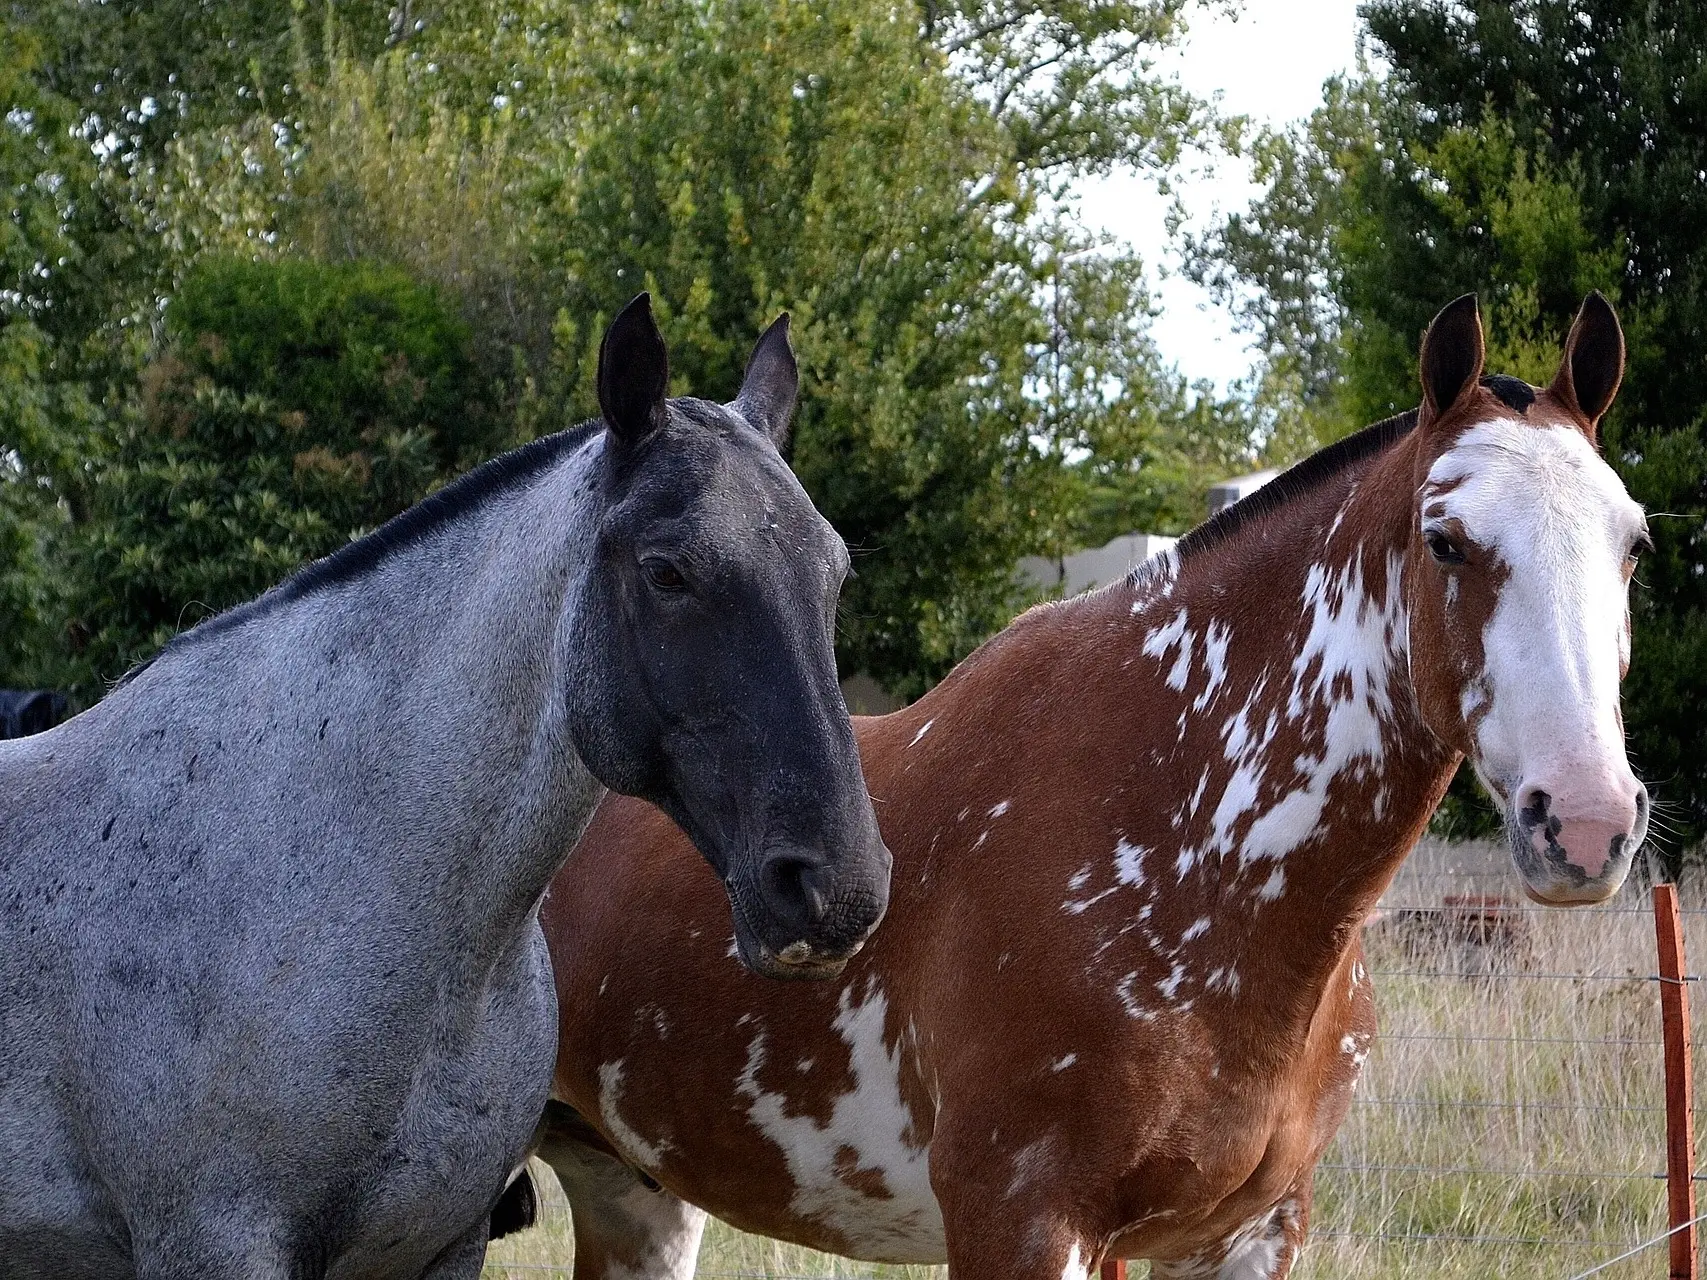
[531,294,1650,1279]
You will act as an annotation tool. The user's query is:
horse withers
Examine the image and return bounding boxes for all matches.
[0,295,890,1280]
[532,293,1646,1278]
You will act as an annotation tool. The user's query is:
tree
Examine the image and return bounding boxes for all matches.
[129,0,1228,698]
[55,257,489,692]
[1196,0,1707,852]
[0,18,126,687]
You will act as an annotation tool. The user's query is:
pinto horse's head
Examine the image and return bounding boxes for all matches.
[565,295,890,977]
[1403,293,1649,904]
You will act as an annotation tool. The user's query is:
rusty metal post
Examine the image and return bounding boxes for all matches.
[1655,882,1698,1280]
[1100,1261,1127,1280]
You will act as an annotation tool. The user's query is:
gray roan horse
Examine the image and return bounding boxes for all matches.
[0,295,892,1279]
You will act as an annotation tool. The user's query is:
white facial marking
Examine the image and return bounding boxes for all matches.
[909,719,934,747]
[735,980,945,1258]
[1061,1243,1089,1280]
[1425,420,1643,814]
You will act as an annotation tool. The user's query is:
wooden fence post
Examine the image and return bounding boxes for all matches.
[1100,1261,1127,1280]
[1655,882,1698,1280]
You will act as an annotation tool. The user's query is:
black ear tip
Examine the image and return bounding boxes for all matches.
[759,312,792,347]
[1583,290,1620,324]
[1436,292,1481,324]
[613,292,655,328]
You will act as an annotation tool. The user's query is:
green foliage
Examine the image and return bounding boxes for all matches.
[1197,1,1707,853]
[3,0,1248,704]
[135,0,1227,697]
[55,257,486,691]
[0,19,122,687]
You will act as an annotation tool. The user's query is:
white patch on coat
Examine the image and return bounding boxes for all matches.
[735,980,945,1259]
[1143,607,1195,692]
[1156,961,1187,1001]
[1050,1053,1078,1072]
[598,1061,672,1168]
[1154,1202,1294,1279]
[1113,838,1149,887]
[1239,553,1403,864]
[1116,971,1158,1021]
[1063,886,1119,915]
[1061,1242,1090,1280]
[988,800,1011,818]
[1424,420,1645,818]
[1205,966,1241,995]
[909,719,934,747]
[1004,1135,1057,1198]
[1194,621,1233,711]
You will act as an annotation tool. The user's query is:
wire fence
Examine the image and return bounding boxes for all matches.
[483,841,1703,1279]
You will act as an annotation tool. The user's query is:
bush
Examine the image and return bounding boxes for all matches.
[57,256,493,690]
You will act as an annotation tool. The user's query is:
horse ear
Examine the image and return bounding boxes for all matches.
[1419,293,1486,420]
[731,313,799,448]
[597,293,670,448]
[1549,291,1624,437]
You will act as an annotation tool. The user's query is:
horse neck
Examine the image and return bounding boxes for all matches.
[131,435,606,920]
[1116,437,1458,1043]
[945,434,1459,1052]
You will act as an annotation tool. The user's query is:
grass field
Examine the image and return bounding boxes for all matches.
[485,864,1705,1279]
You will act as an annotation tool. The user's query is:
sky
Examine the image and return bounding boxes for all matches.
[1075,0,1367,393]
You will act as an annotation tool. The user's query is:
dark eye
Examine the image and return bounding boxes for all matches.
[642,558,687,592]
[1629,532,1654,563]
[1425,530,1465,565]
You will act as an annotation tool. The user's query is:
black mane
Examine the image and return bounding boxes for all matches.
[118,422,602,684]
[1166,408,1420,568]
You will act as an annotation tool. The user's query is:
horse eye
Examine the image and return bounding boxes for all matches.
[1629,532,1654,562]
[1425,531,1465,565]
[642,558,687,591]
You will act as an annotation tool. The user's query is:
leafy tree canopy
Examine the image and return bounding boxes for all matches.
[1194,0,1707,852]
[57,256,486,692]
[4,0,1263,703]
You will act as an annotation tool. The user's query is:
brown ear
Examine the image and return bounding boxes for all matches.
[1419,294,1486,421]
[1549,291,1624,438]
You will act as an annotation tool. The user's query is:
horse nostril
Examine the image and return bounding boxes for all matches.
[760,852,830,928]
[1517,786,1553,828]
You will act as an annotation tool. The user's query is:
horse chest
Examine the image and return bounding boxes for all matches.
[611,980,948,1263]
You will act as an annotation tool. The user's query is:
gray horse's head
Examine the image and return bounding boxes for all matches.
[566,295,890,978]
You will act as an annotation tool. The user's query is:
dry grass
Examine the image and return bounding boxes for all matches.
[485,855,1705,1279]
